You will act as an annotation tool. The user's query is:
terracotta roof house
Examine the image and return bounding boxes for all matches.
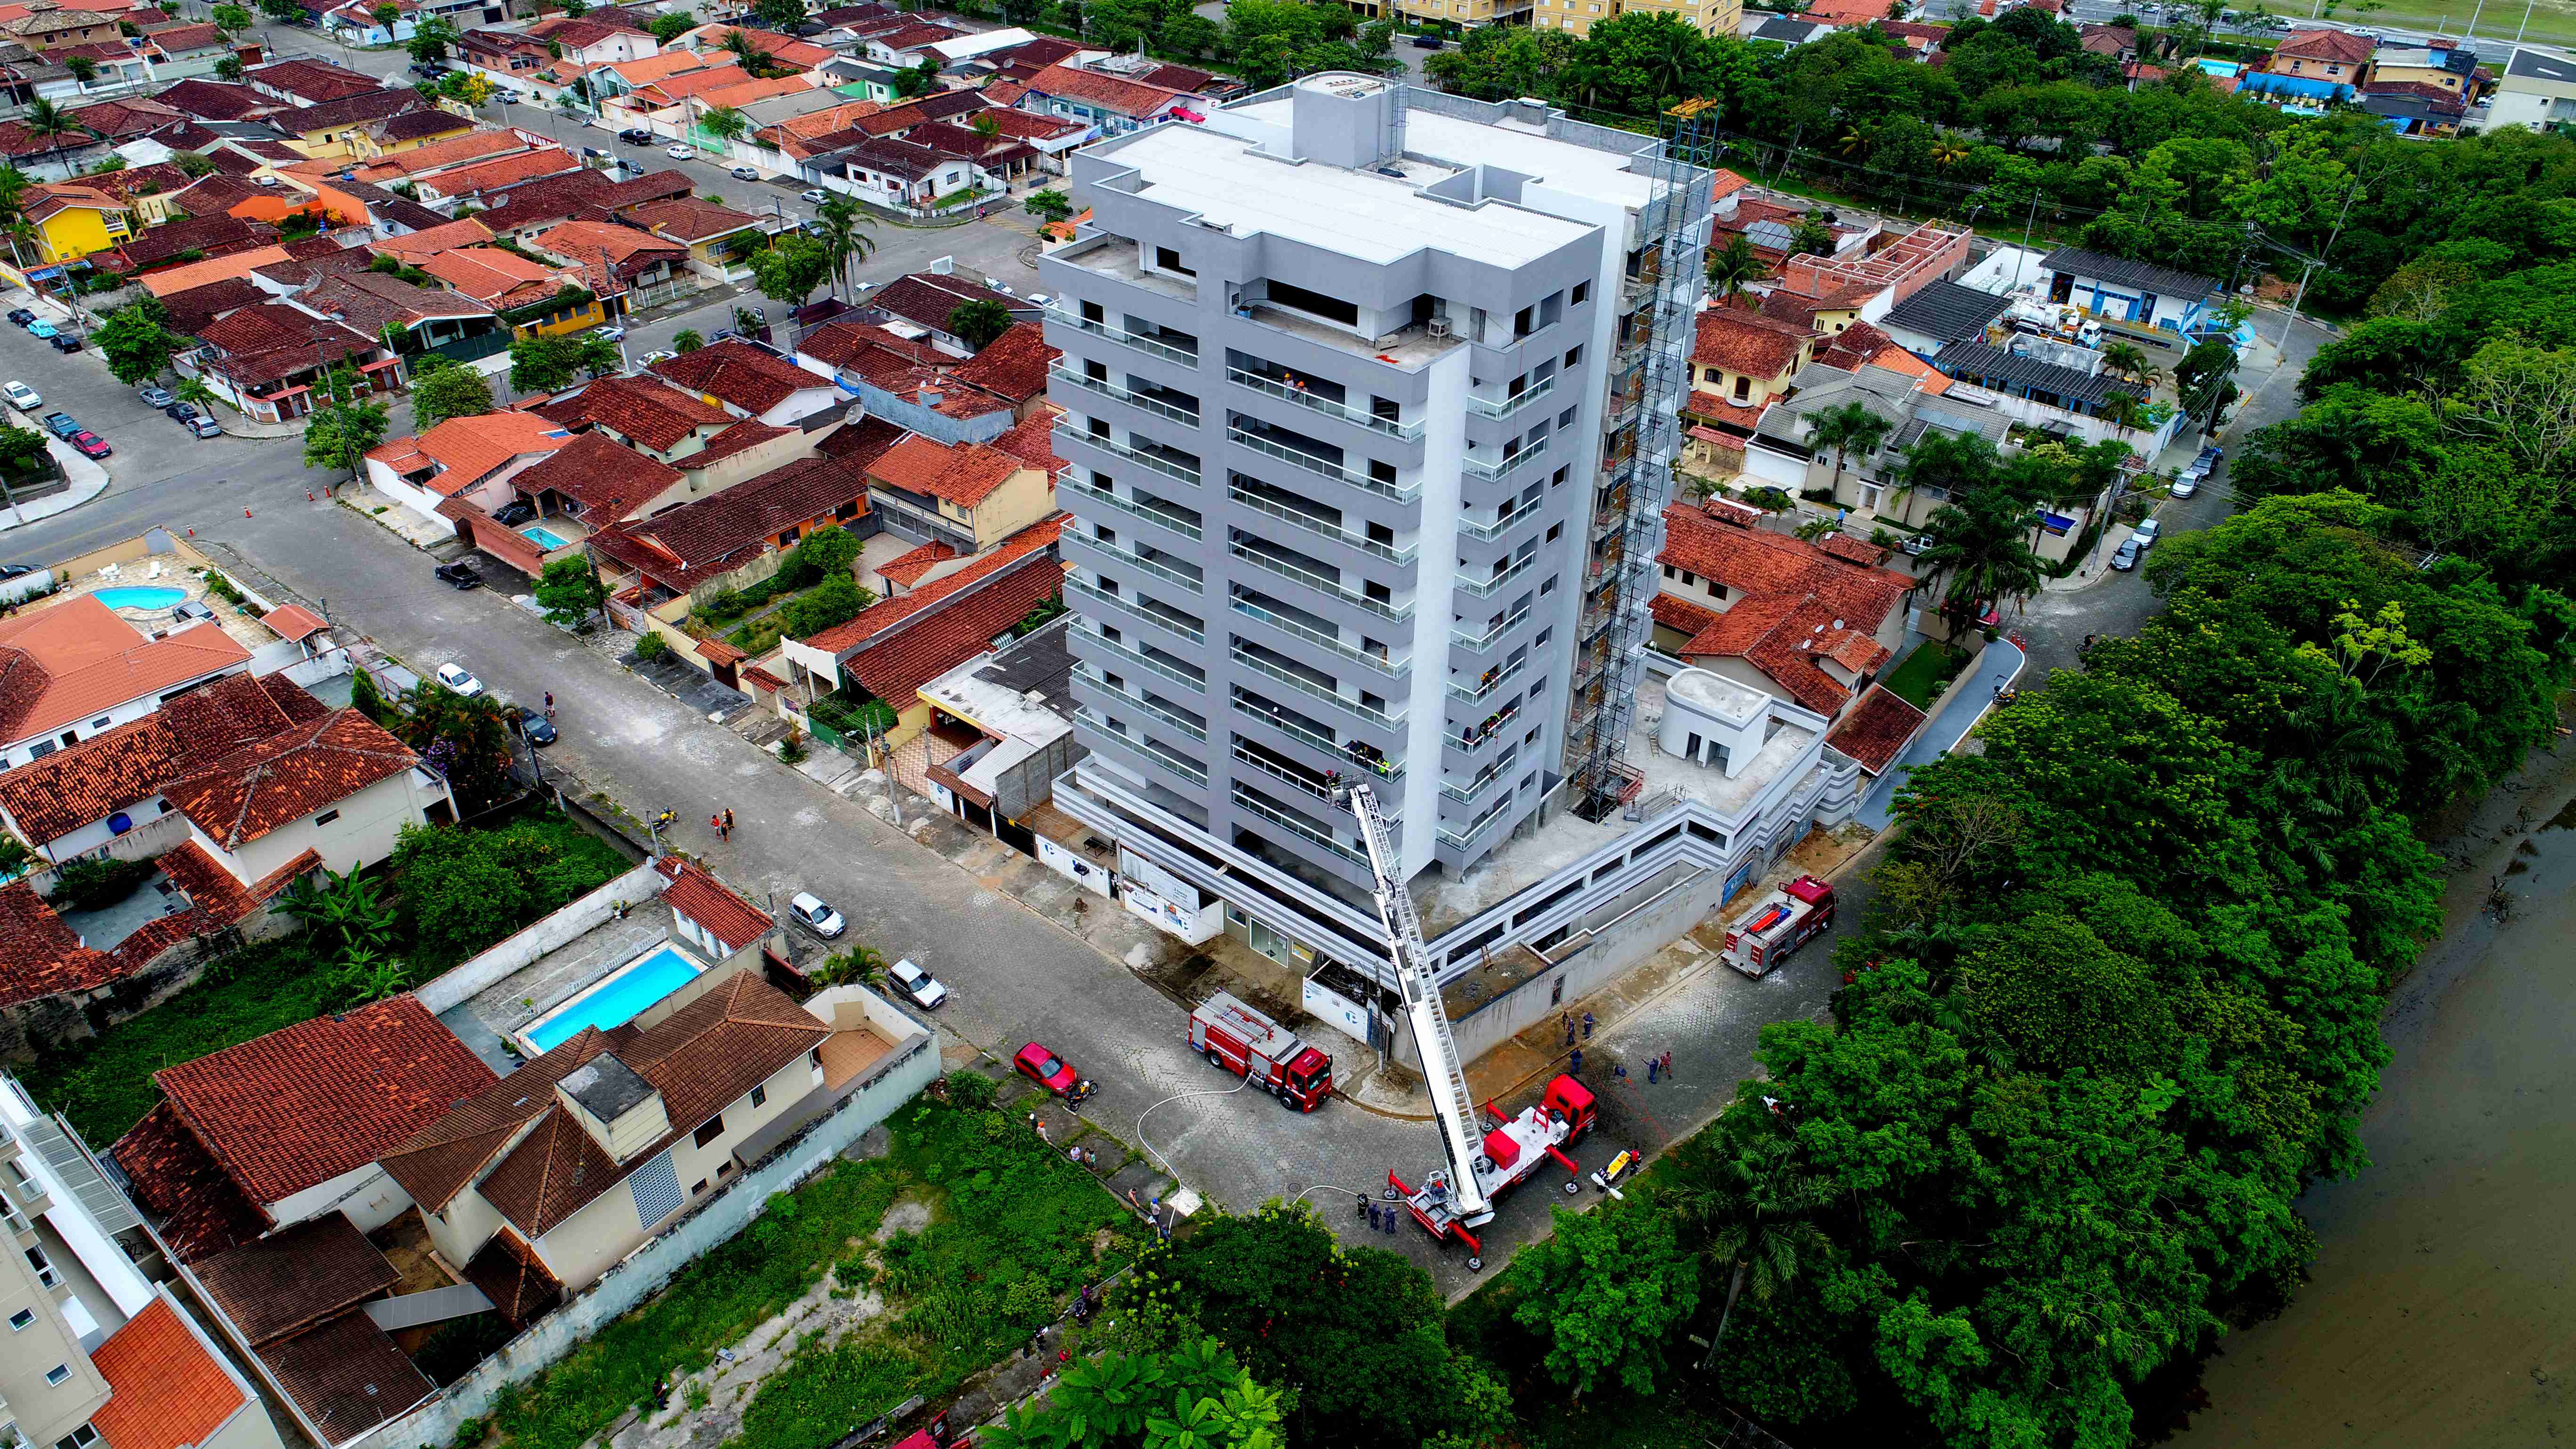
[793,317,942,384]
[1822,683,1929,776]
[136,244,294,298]
[187,300,390,424]
[1654,503,1916,723]
[346,128,531,186]
[156,706,452,885]
[503,431,692,529]
[109,993,494,1263]
[244,56,380,105]
[158,274,266,334]
[859,271,1041,357]
[184,1216,432,1446]
[535,373,738,461]
[367,215,496,265]
[988,405,1065,480]
[1689,306,1815,430]
[520,217,688,300]
[0,596,252,770]
[364,408,577,538]
[408,144,583,208]
[263,87,428,156]
[1016,59,1195,133]
[379,966,892,1296]
[463,167,620,238]
[944,321,1055,417]
[863,432,1056,553]
[85,1288,284,1449]
[109,210,280,273]
[0,671,320,859]
[646,339,839,425]
[152,78,279,122]
[779,517,1063,712]
[414,242,578,313]
[589,455,869,601]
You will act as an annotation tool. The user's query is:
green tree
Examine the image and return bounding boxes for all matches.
[748,233,831,307]
[64,56,97,85]
[948,298,1014,350]
[0,426,45,481]
[811,195,876,302]
[752,0,803,26]
[781,576,870,636]
[396,682,516,816]
[981,1339,1286,1449]
[277,868,396,961]
[409,357,494,431]
[209,1,250,30]
[533,556,608,628]
[213,54,245,81]
[1804,399,1893,502]
[649,9,694,42]
[1913,486,2044,636]
[673,328,705,353]
[93,302,181,386]
[783,523,859,583]
[1513,1200,1701,1399]
[1024,188,1075,225]
[303,394,391,484]
[256,0,301,20]
[699,103,749,145]
[892,57,938,97]
[20,100,88,178]
[507,333,585,394]
[1705,232,1763,300]
[407,15,460,60]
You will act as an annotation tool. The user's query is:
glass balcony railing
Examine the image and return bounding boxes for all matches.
[1064,531,1204,594]
[1467,375,1555,420]
[1440,755,1513,805]
[1065,578,1202,645]
[1075,667,1207,741]
[1051,366,1199,427]
[1071,625,1204,694]
[1229,598,1405,677]
[1228,427,1420,503]
[1452,605,1533,652]
[1229,647,1403,729]
[1463,445,1546,484]
[1438,794,1517,852]
[1056,426,1200,485]
[1232,744,1334,802]
[1227,542,1411,621]
[1228,367,1422,441]
[1046,306,1198,366]
[1080,711,1208,785]
[1449,655,1527,703]
[1060,475,1201,540]
[1233,695,1407,783]
[1233,786,1367,867]
[1454,550,1541,598]
[1228,485,1415,564]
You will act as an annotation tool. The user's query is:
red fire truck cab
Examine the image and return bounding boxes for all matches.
[1720,875,1836,979]
[1188,990,1333,1111]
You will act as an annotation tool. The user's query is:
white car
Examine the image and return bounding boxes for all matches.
[595,326,626,342]
[434,662,485,698]
[788,891,845,938]
[640,348,677,365]
[666,143,694,159]
[3,381,37,412]
[2169,473,2199,499]
[800,188,828,205]
[2131,516,2163,549]
[886,958,947,1010]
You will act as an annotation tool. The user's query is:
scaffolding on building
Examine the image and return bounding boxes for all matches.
[1568,99,1719,821]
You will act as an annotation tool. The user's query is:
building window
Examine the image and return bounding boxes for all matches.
[808,1046,823,1069]
[8,1307,32,1330]
[56,1427,97,1449]
[693,1115,724,1148]
[43,1366,69,1388]
[750,1083,767,1109]
[1571,281,1588,305]
[314,809,339,826]
[691,1178,708,1195]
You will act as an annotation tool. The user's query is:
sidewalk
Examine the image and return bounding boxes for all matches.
[1856,635,2024,830]
[0,440,107,532]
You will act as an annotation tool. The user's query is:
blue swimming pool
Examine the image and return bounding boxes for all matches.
[522,946,702,1053]
[92,586,187,611]
[523,524,573,550]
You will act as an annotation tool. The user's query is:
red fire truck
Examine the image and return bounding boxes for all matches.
[1720,875,1836,978]
[1188,991,1333,1111]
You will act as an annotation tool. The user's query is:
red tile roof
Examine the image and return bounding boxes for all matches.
[145,994,494,1206]
[868,434,1027,507]
[805,516,1062,655]
[587,456,867,592]
[511,431,684,523]
[988,406,1065,479]
[1023,59,1186,118]
[0,598,251,748]
[538,374,733,452]
[250,1310,432,1441]
[675,418,792,472]
[461,1231,562,1328]
[261,603,328,641]
[158,708,422,851]
[1824,683,1926,775]
[378,1025,615,1212]
[1650,592,1720,639]
[0,880,110,1011]
[89,1296,248,1449]
[647,339,821,417]
[0,671,312,846]
[654,855,772,947]
[876,539,955,588]
[2274,26,2374,64]
[190,1214,398,1346]
[797,318,942,380]
[1659,505,1912,634]
[865,271,1025,338]
[1694,307,1812,379]
[847,551,1063,703]
[947,321,1053,404]
[626,196,763,244]
[106,1103,266,1264]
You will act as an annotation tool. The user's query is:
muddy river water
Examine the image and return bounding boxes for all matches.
[2183,767,2576,1446]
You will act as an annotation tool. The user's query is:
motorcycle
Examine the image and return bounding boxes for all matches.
[1067,1078,1097,1111]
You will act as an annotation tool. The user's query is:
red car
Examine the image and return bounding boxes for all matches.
[68,430,108,459]
[1014,1041,1077,1096]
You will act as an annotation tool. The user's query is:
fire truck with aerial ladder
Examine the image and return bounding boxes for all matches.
[1188,991,1334,1111]
[1338,782,1595,1271]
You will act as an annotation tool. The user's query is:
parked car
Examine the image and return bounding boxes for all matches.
[0,564,30,578]
[2169,473,2198,499]
[886,958,947,1010]
[1410,32,1442,47]
[184,415,222,439]
[639,348,676,365]
[163,401,197,423]
[520,711,556,746]
[67,430,108,459]
[27,322,55,340]
[2111,537,2142,571]
[4,382,39,412]
[5,309,32,328]
[1014,1042,1078,1096]
[493,500,537,525]
[172,599,214,622]
[434,662,485,697]
[39,412,77,439]
[2131,516,2162,549]
[729,165,758,180]
[787,891,845,938]
[435,561,481,589]
[800,188,827,204]
[137,384,174,409]
[595,325,625,341]
[666,143,694,159]
[49,333,80,354]
[618,128,653,144]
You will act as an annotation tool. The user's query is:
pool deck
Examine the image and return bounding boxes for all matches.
[441,912,676,1075]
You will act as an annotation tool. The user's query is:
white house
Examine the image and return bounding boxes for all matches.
[0,597,253,769]
[156,708,455,885]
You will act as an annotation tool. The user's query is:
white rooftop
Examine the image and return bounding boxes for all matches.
[1108,118,1596,268]
[1222,93,1662,216]
[920,650,1071,798]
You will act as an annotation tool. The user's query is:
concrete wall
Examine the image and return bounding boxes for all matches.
[337,1029,939,1449]
[414,862,668,1014]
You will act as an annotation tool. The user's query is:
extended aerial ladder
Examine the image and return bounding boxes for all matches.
[1339,782,1594,1269]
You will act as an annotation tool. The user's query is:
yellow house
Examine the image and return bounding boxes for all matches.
[1688,306,1816,425]
[414,245,609,339]
[345,108,479,162]
[21,184,131,266]
[1532,0,1739,37]
[865,435,1054,551]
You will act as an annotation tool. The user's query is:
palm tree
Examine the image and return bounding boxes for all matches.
[1916,489,2045,636]
[22,100,86,181]
[1931,134,1970,169]
[175,377,220,412]
[2098,340,2153,384]
[1706,233,1763,301]
[700,104,749,147]
[1834,126,1870,160]
[1667,1117,1836,1367]
[720,25,770,74]
[1803,400,1894,505]
[813,195,875,303]
[2099,389,2153,452]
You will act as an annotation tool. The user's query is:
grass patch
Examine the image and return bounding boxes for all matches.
[493,1091,1130,1449]
[22,810,629,1145]
[1882,639,1970,711]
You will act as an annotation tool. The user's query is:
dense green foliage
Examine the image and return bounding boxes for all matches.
[533,556,608,628]
[387,814,631,966]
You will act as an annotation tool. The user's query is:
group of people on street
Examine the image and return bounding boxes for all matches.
[1558,1010,1674,1085]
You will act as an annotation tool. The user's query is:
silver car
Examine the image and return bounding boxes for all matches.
[789,891,845,938]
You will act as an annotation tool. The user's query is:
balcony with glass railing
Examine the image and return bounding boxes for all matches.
[1227,541,1411,621]
[1056,426,1201,485]
[1079,711,1208,786]
[1232,743,1336,802]
[1229,646,1403,729]
[1074,667,1207,741]
[1063,529,1205,594]
[1066,577,1203,645]
[1467,375,1555,420]
[1060,474,1201,541]
[1448,654,1527,704]
[1226,425,1420,503]
[1228,366,1421,441]
[1233,692,1406,783]
[1438,792,1518,852]
[1454,549,1541,598]
[1228,484,1415,564]
[1458,505,1541,544]
[1046,305,1198,366]
[1462,444,1546,484]
[1072,625,1204,694]
[1051,366,1200,427]
[1440,753,1513,805]
[1229,599,1405,678]
[1452,604,1534,652]
[1234,786,1367,867]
